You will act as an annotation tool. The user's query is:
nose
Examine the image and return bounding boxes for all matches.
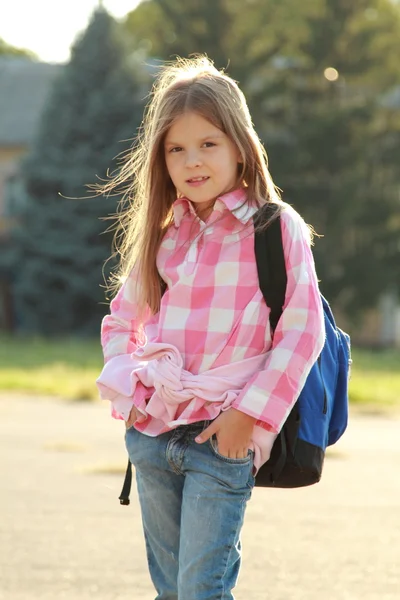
[185,149,202,168]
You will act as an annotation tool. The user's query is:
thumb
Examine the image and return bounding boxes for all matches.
[195,421,218,444]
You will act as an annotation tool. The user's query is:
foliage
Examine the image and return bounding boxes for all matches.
[124,0,231,69]
[260,0,400,314]
[7,8,149,334]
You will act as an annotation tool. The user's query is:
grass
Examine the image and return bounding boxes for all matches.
[348,348,400,411]
[0,336,399,411]
[0,335,102,401]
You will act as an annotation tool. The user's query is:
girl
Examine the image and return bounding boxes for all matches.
[96,56,325,600]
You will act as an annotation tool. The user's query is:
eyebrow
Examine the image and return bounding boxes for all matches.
[164,133,224,146]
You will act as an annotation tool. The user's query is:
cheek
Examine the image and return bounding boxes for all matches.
[165,156,177,180]
[166,152,184,169]
[220,153,239,177]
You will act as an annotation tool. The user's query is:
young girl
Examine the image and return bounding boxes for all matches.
[96,56,325,600]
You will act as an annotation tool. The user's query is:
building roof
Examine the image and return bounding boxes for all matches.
[0,57,61,146]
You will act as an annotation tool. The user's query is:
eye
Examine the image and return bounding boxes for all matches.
[203,142,216,148]
[169,146,183,153]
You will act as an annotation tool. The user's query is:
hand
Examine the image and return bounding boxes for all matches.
[126,405,147,428]
[195,408,256,459]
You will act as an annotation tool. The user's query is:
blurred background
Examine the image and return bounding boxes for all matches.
[0,0,399,409]
[1,3,400,600]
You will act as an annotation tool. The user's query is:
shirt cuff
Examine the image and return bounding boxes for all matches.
[232,386,292,434]
[111,396,134,421]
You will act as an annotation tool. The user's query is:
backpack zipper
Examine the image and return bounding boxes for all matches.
[317,355,328,414]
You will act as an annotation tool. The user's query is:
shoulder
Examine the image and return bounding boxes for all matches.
[279,202,312,247]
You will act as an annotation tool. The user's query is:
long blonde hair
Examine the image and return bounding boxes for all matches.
[99,56,283,316]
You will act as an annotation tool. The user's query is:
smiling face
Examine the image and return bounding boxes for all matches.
[164,112,241,220]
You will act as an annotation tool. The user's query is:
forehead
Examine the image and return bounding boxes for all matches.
[165,112,224,141]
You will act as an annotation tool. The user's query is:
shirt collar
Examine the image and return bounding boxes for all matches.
[172,188,257,227]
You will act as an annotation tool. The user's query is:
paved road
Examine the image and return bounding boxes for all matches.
[1,396,399,600]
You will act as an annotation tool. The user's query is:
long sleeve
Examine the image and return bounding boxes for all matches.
[231,206,325,433]
[96,266,153,420]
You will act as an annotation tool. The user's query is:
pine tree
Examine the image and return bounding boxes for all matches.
[10,8,148,334]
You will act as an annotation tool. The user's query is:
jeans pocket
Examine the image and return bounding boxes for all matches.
[209,434,252,464]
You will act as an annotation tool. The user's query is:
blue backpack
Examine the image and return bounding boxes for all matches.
[253,205,351,488]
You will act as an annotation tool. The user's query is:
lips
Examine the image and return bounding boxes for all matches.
[186,176,209,183]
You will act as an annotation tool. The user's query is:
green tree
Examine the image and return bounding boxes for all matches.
[258,0,400,314]
[9,8,149,334]
[123,0,231,69]
[123,0,316,79]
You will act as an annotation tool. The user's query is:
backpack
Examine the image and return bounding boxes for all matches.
[118,204,351,504]
[253,204,351,488]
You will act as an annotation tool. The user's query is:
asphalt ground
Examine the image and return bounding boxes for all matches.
[1,396,399,600]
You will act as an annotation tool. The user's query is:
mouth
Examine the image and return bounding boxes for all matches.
[186,176,209,184]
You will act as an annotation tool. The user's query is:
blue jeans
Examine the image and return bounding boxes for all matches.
[125,421,255,600]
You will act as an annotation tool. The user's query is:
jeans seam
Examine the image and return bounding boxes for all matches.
[220,524,238,599]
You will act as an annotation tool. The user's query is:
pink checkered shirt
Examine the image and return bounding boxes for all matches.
[96,188,325,470]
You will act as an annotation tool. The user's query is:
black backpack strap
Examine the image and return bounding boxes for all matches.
[119,459,132,505]
[119,207,288,503]
[253,206,287,332]
[254,206,292,485]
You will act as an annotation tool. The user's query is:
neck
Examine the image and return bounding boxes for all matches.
[193,200,215,222]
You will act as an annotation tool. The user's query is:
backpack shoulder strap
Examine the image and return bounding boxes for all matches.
[253,205,287,332]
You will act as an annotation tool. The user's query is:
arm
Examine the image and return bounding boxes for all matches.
[230,206,325,433]
[96,266,154,420]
